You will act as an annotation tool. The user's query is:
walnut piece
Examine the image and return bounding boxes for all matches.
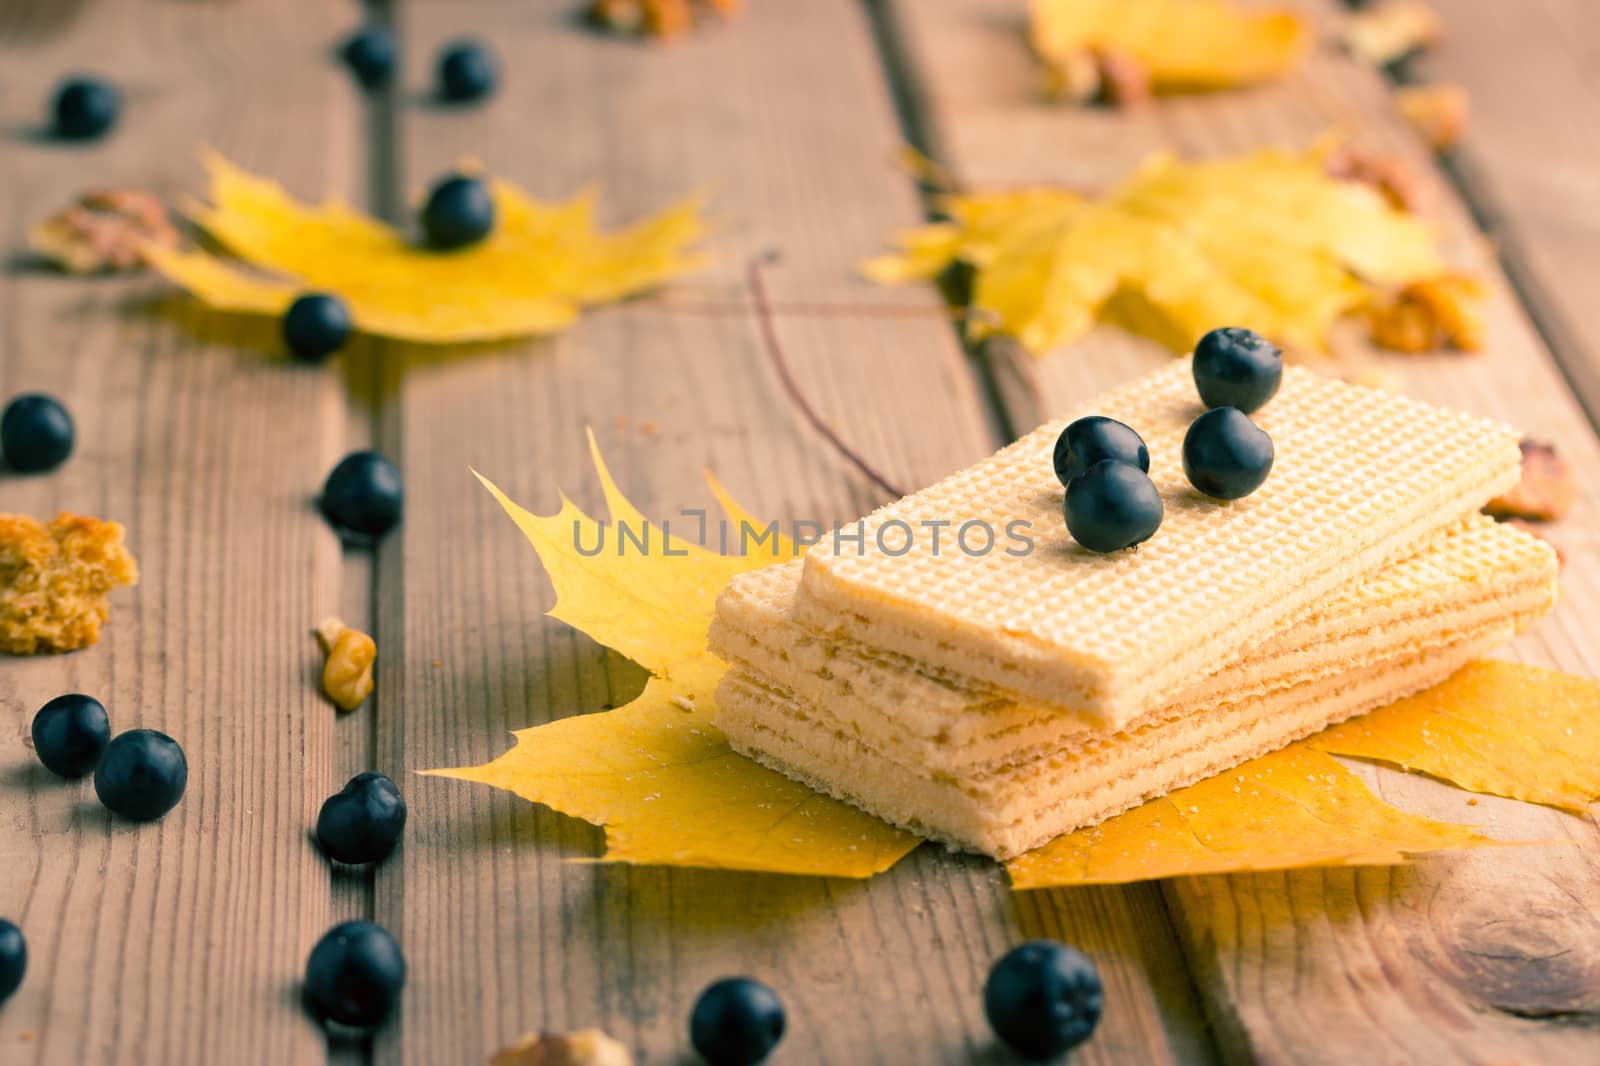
[28,188,179,274]
[1369,273,1486,353]
[489,1029,633,1066]
[1341,1,1444,66]
[1485,440,1575,523]
[315,617,376,711]
[1397,83,1470,150]
[0,513,139,655]
[1322,144,1431,214]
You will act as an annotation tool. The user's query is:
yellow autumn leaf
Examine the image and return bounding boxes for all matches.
[425,432,918,877]
[866,148,1466,357]
[1006,746,1496,889]
[145,153,707,344]
[1314,661,1600,811]
[1031,0,1308,92]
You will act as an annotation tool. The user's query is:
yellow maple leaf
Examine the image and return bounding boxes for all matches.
[425,432,919,877]
[1005,746,1496,889]
[1314,661,1600,811]
[144,154,707,344]
[1030,0,1308,92]
[865,149,1465,357]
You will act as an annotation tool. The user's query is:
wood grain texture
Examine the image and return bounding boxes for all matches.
[373,2,1212,1064]
[1418,0,1600,421]
[880,0,1600,1061]
[0,1,365,1063]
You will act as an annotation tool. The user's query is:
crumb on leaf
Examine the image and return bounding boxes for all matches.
[0,512,138,654]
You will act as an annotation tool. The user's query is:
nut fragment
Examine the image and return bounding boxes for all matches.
[1396,83,1470,150]
[27,188,180,274]
[1341,1,1444,66]
[315,616,375,711]
[489,1029,633,1066]
[1369,273,1486,353]
[1323,144,1431,214]
[1485,440,1575,523]
[0,512,139,654]
[588,0,739,38]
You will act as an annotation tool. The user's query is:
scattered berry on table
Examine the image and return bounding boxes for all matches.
[1192,327,1282,414]
[1182,407,1275,500]
[31,693,111,778]
[283,293,353,362]
[1063,460,1163,553]
[340,26,395,90]
[52,77,120,140]
[1053,415,1149,487]
[303,920,407,1029]
[321,450,404,540]
[317,772,407,865]
[0,920,25,1003]
[689,976,786,1066]
[1,393,75,474]
[437,40,497,103]
[93,729,187,821]
[983,940,1104,1061]
[422,174,495,250]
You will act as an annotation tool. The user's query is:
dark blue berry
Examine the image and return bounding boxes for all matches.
[31,694,111,779]
[283,293,352,362]
[1182,407,1275,500]
[0,920,24,1003]
[1,393,75,473]
[317,772,407,865]
[340,27,395,90]
[304,920,406,1028]
[422,175,495,250]
[94,729,187,821]
[52,77,120,140]
[1063,460,1163,553]
[689,976,785,1066]
[437,41,496,103]
[1053,415,1149,487]
[1193,327,1282,414]
[321,450,403,539]
[984,941,1104,1061]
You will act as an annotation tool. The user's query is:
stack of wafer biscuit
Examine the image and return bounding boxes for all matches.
[709,362,1558,859]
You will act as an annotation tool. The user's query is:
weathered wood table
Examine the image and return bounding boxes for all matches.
[1,1,1596,1062]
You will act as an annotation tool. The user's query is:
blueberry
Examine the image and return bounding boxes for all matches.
[1063,460,1163,553]
[1,393,75,474]
[31,694,111,779]
[303,920,406,1029]
[321,450,403,539]
[94,729,187,821]
[437,41,496,103]
[317,772,407,865]
[1182,407,1275,500]
[984,940,1104,1061]
[52,77,120,140]
[1052,415,1149,487]
[0,920,24,1003]
[689,976,785,1066]
[422,174,495,250]
[283,293,352,362]
[340,26,395,90]
[1192,327,1282,414]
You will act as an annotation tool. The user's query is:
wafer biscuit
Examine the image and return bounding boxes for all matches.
[717,630,1509,859]
[710,517,1557,774]
[794,362,1522,729]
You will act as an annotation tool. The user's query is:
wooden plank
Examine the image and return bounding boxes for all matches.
[0,2,366,1063]
[880,0,1600,1062]
[1417,0,1600,419]
[375,2,1213,1063]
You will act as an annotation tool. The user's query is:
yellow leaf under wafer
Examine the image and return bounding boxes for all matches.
[1314,660,1600,811]
[146,154,707,344]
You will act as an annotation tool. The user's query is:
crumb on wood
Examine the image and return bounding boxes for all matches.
[27,188,179,274]
[315,616,376,711]
[1368,274,1487,354]
[588,0,740,39]
[489,1028,633,1066]
[0,512,139,655]
[1397,83,1470,151]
